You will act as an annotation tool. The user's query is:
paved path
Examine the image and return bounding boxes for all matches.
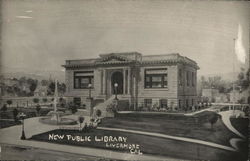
[0,116,183,161]
[97,127,236,152]
[184,107,214,116]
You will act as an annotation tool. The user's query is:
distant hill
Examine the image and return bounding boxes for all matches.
[0,71,65,83]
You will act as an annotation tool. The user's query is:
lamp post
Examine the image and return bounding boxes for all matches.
[19,112,26,140]
[114,83,118,100]
[88,84,92,99]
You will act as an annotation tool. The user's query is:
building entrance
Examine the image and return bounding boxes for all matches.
[111,71,123,94]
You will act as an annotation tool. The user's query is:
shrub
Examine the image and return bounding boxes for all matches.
[36,104,41,116]
[33,98,39,104]
[13,108,19,122]
[6,100,13,107]
[71,105,78,114]
[42,98,48,103]
[1,104,7,112]
[207,112,220,130]
[78,116,84,130]
[96,109,102,117]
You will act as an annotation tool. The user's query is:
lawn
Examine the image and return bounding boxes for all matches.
[230,117,249,137]
[0,108,52,120]
[30,128,247,161]
[101,111,240,146]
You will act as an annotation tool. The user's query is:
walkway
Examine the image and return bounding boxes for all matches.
[0,116,184,161]
[97,127,236,152]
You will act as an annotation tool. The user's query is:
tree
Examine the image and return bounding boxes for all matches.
[42,98,48,103]
[6,100,13,107]
[41,80,49,86]
[47,82,55,96]
[236,67,250,90]
[36,104,41,116]
[78,116,84,130]
[208,112,220,130]
[13,108,19,122]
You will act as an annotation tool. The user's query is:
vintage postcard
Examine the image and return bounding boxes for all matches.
[0,0,249,161]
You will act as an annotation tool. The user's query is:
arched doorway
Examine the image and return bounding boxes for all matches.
[111,71,123,94]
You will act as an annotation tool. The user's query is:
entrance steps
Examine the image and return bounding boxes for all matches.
[92,95,130,117]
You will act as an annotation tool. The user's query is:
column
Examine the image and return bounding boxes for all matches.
[100,70,103,95]
[127,68,131,95]
[103,69,106,94]
[123,69,126,94]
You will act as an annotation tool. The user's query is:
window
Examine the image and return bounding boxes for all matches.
[179,69,183,86]
[74,71,94,89]
[144,99,152,108]
[160,99,168,108]
[145,68,168,88]
[192,99,194,106]
[192,72,195,87]
[186,71,190,86]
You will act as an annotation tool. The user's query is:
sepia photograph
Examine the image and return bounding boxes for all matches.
[0,0,249,161]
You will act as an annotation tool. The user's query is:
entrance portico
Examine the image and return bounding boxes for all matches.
[100,67,132,98]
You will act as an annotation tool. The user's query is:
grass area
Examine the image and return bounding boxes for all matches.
[0,120,21,129]
[0,108,53,120]
[230,118,249,137]
[101,111,239,146]
[30,128,247,161]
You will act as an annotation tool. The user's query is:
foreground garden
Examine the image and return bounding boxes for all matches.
[30,111,248,161]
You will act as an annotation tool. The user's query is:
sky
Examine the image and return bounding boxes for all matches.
[1,0,250,78]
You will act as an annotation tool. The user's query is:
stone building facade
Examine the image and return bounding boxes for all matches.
[63,52,199,111]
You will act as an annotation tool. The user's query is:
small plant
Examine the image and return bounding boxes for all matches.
[42,98,48,103]
[208,112,220,130]
[36,104,41,116]
[13,108,19,122]
[1,104,7,112]
[33,98,39,104]
[78,116,84,130]
[96,109,102,118]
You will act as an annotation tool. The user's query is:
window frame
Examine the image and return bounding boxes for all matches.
[144,68,168,89]
[74,71,94,89]
[179,69,183,86]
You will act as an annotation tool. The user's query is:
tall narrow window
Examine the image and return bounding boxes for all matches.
[186,71,190,86]
[192,72,195,87]
[145,68,168,88]
[74,71,94,89]
[179,69,182,86]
